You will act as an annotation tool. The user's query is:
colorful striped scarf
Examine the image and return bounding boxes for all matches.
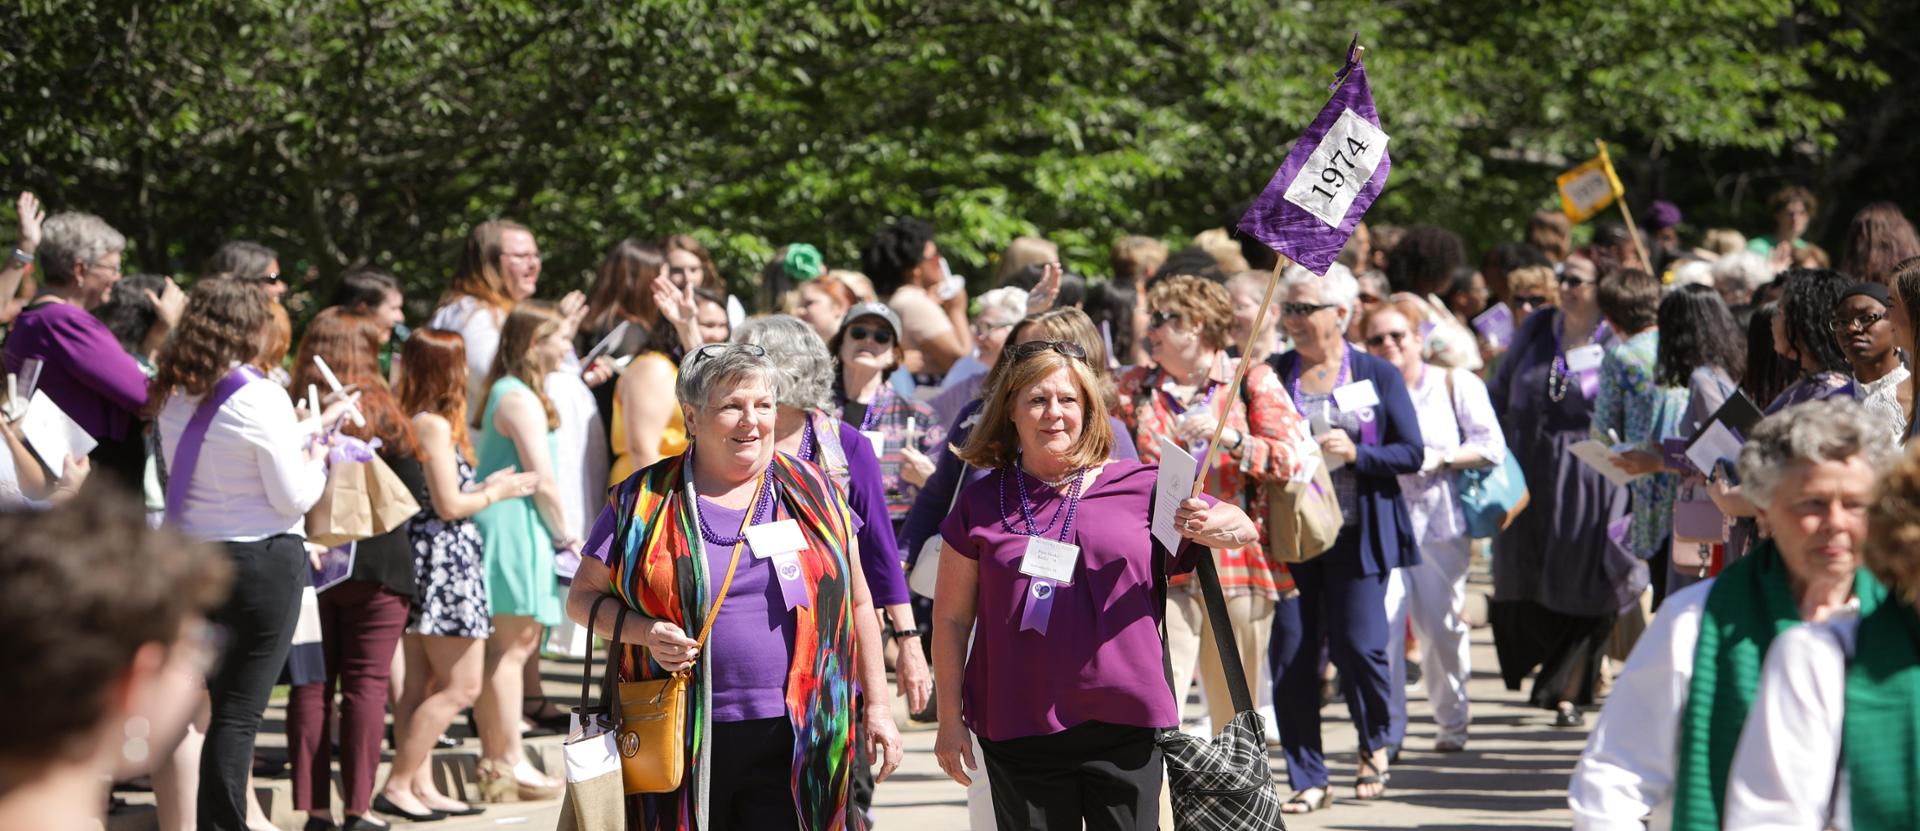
[1844,598,1920,831]
[606,451,865,831]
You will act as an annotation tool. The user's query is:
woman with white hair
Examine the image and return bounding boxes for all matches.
[1713,251,1773,308]
[1487,253,1631,727]
[1266,262,1426,812]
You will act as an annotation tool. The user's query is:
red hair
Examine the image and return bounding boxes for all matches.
[396,328,475,462]
[289,308,419,458]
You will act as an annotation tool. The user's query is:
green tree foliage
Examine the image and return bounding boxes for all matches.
[0,0,1889,313]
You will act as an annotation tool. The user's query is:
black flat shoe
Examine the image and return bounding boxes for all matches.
[304,819,340,831]
[429,802,483,817]
[372,794,447,823]
[343,817,391,831]
[1554,703,1584,727]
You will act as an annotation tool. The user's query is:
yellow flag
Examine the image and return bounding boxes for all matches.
[1557,149,1626,224]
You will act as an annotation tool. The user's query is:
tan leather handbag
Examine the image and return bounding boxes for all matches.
[1265,460,1343,564]
[615,532,749,794]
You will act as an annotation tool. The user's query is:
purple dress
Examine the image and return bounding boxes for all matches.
[938,459,1211,742]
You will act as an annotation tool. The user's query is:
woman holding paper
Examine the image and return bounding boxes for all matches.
[1652,285,1746,596]
[1590,269,1689,564]
[930,337,1254,829]
[1113,275,1304,750]
[151,279,349,830]
[1266,262,1424,810]
[1486,252,1628,727]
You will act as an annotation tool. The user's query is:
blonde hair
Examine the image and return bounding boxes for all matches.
[1111,235,1169,285]
[824,269,877,303]
[474,301,562,430]
[956,347,1113,470]
[1193,228,1250,273]
[1507,265,1561,305]
[1866,444,1920,604]
[992,307,1117,410]
[1147,275,1235,351]
[1702,228,1748,257]
[997,236,1060,283]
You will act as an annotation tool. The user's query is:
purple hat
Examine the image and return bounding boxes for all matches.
[1644,200,1683,231]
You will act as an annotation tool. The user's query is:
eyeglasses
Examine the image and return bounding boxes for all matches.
[971,320,1015,336]
[83,260,123,277]
[1831,311,1888,334]
[1557,274,1592,288]
[1365,331,1411,348]
[1513,294,1551,308]
[690,343,767,366]
[502,252,543,263]
[1281,302,1336,317]
[1357,292,1382,305]
[846,325,895,345]
[1009,340,1088,361]
[1148,310,1182,329]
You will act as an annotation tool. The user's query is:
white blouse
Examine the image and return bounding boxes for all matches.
[1723,618,1855,831]
[1396,365,1506,544]
[429,295,504,407]
[1855,364,1909,446]
[157,376,328,542]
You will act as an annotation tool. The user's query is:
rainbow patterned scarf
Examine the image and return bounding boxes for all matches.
[606,451,865,831]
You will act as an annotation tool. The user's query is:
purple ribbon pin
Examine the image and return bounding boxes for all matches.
[1357,407,1379,445]
[1020,579,1057,635]
[771,555,809,610]
[1578,368,1601,401]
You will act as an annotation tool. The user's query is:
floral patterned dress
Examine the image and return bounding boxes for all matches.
[407,452,493,639]
[1590,328,1689,559]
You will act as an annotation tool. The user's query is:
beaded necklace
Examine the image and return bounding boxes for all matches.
[1287,343,1352,408]
[793,413,816,462]
[997,459,1084,542]
[690,447,777,547]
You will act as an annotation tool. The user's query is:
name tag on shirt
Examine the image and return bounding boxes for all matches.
[860,430,887,457]
[744,519,807,560]
[1332,379,1380,412]
[1566,344,1606,373]
[1019,537,1080,585]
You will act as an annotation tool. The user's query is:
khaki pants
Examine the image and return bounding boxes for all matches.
[1160,584,1275,825]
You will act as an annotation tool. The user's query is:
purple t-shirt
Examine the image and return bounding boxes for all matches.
[3,301,149,440]
[938,459,1213,742]
[583,499,795,722]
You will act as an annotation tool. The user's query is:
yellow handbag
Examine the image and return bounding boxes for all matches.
[615,530,749,794]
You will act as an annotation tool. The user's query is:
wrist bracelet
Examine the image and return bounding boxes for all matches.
[9,249,31,265]
[887,627,921,641]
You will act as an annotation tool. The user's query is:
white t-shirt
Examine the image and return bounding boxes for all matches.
[429,296,504,407]
[156,375,328,542]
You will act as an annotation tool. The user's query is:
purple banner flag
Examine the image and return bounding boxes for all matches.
[1237,37,1391,276]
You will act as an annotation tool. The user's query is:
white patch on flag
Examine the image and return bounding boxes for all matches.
[1284,108,1391,229]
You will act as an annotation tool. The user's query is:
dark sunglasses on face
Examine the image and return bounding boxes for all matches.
[847,325,895,345]
[1149,310,1181,329]
[1514,294,1550,307]
[1831,311,1887,333]
[1009,339,1088,361]
[1557,274,1592,288]
[1365,330,1410,348]
[1281,302,1335,317]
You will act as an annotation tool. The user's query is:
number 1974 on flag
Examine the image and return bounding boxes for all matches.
[1283,108,1391,229]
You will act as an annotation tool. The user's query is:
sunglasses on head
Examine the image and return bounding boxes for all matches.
[1281,302,1336,317]
[1009,340,1088,361]
[1514,294,1550,307]
[690,342,767,365]
[1148,310,1181,329]
[1365,330,1410,348]
[846,325,895,345]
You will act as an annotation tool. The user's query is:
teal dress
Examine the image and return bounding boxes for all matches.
[473,376,563,625]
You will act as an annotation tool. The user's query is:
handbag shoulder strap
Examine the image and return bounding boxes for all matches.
[1192,549,1256,714]
[685,473,768,659]
[1440,366,1467,446]
[163,366,263,521]
[579,594,620,715]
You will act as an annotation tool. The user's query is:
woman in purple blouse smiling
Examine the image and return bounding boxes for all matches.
[929,338,1255,830]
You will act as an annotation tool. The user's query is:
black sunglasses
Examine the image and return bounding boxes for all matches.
[1149,310,1181,329]
[1365,330,1410,348]
[1557,274,1592,288]
[1514,294,1550,307]
[1281,302,1336,317]
[689,343,767,365]
[1009,340,1088,361]
[846,325,895,345]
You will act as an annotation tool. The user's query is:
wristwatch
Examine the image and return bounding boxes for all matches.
[1441,449,1458,470]
[8,249,31,265]
[887,627,921,641]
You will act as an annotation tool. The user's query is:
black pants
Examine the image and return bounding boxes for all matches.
[709,717,801,831]
[198,535,305,831]
[978,721,1163,831]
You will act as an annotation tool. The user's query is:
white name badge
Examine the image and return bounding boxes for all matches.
[1565,344,1606,373]
[860,430,887,457]
[743,519,807,560]
[1332,379,1380,412]
[1019,536,1080,585]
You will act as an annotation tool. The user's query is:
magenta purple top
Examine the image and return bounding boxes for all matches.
[938,459,1213,742]
[2,301,149,441]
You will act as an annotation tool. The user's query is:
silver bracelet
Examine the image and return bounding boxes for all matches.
[8,249,31,264]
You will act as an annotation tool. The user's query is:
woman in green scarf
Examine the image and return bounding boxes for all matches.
[1570,397,1894,831]
[1725,419,1920,829]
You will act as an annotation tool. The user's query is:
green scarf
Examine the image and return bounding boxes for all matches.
[1670,540,1887,831]
[1844,598,1920,831]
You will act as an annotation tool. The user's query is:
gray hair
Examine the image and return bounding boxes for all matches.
[1737,398,1897,506]
[37,212,126,287]
[675,344,785,412]
[976,286,1029,325]
[1712,251,1772,297]
[732,315,834,412]
[1280,262,1360,332]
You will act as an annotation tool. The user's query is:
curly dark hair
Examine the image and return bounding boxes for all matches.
[1656,284,1746,388]
[859,218,936,295]
[1385,225,1466,296]
[1740,304,1796,406]
[149,278,272,408]
[1776,267,1852,377]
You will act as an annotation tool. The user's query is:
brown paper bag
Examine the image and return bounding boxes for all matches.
[307,460,377,547]
[364,454,422,535]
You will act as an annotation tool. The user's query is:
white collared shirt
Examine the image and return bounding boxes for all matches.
[157,374,328,542]
[1723,618,1856,831]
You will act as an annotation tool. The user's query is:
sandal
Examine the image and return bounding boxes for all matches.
[1355,755,1391,800]
[1281,787,1331,814]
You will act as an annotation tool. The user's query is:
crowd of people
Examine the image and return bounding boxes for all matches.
[3,180,1920,831]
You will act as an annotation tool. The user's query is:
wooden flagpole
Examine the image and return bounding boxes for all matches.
[1597,140,1656,275]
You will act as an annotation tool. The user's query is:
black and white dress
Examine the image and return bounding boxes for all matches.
[407,453,493,639]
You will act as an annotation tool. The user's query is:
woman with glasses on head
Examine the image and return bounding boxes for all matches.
[1833,282,1910,443]
[1358,297,1507,754]
[830,302,944,534]
[930,335,1256,830]
[1266,262,1425,812]
[1116,275,1304,758]
[569,342,904,831]
[1486,252,1629,727]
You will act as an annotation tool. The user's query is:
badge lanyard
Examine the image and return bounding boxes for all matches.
[999,461,1085,635]
[1548,314,1611,403]
[1288,345,1375,444]
[694,465,809,611]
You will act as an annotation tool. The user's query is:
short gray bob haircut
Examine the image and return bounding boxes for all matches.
[676,343,785,412]
[1280,261,1361,332]
[38,212,126,288]
[733,315,834,412]
[1737,397,1897,506]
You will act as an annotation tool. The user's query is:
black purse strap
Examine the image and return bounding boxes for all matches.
[1192,549,1257,714]
[577,594,623,717]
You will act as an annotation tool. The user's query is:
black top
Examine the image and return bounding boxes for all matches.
[351,452,428,597]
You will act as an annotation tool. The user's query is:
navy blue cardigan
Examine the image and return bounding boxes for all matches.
[1268,348,1425,577]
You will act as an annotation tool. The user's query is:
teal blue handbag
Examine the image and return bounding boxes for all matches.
[1441,369,1529,538]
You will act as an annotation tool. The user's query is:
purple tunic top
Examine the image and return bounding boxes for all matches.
[813,419,910,606]
[3,301,149,440]
[938,459,1212,742]
[584,498,796,722]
